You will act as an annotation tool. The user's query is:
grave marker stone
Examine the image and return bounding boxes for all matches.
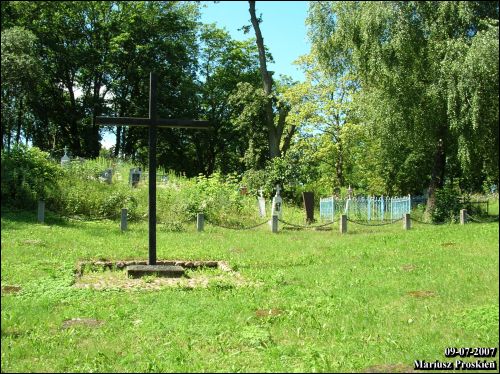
[61,146,70,167]
[347,185,353,199]
[271,185,282,219]
[302,191,315,223]
[258,188,266,217]
[129,168,142,187]
[239,185,248,195]
[100,168,112,184]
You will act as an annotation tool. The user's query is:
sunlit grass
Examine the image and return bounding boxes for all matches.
[1,209,498,372]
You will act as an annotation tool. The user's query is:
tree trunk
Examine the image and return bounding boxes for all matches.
[114,125,121,157]
[249,1,281,159]
[425,138,446,218]
[336,143,345,186]
[15,97,23,145]
[281,123,296,157]
[66,77,81,156]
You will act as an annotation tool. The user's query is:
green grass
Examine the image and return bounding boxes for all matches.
[1,210,498,372]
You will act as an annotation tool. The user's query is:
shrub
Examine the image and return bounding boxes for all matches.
[430,185,462,223]
[1,145,63,209]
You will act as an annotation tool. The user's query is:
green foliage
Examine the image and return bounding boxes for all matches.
[1,26,41,149]
[430,185,462,223]
[1,145,63,208]
[307,1,499,196]
[242,148,319,204]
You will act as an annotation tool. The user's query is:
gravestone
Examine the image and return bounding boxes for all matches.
[60,147,70,167]
[302,191,315,223]
[347,185,353,199]
[258,188,266,217]
[129,168,142,187]
[239,185,248,195]
[100,168,112,184]
[271,185,282,219]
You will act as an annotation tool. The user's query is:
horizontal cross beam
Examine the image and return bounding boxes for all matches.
[95,117,209,129]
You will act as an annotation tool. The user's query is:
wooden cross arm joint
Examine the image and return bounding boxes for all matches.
[94,116,210,129]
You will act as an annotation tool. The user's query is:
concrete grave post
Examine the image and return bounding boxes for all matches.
[121,208,128,231]
[460,209,467,225]
[340,214,347,234]
[197,213,204,232]
[403,213,411,230]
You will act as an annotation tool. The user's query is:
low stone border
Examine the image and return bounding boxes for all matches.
[75,259,234,278]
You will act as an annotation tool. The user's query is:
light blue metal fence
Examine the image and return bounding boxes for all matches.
[320,195,411,221]
[319,196,335,221]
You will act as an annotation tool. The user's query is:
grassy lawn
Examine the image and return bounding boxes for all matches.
[1,210,498,372]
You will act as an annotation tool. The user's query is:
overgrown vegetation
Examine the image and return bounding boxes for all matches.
[2,146,496,226]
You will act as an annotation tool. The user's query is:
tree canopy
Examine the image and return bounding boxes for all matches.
[1,1,498,197]
[307,1,499,201]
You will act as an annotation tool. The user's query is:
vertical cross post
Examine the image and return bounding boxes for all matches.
[148,73,157,264]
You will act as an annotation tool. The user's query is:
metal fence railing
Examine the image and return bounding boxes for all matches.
[320,195,412,221]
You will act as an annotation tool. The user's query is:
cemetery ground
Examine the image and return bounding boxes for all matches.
[1,209,498,373]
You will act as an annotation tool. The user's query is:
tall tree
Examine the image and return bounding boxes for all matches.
[285,53,358,189]
[196,24,262,174]
[248,1,296,160]
[1,27,40,150]
[308,1,499,208]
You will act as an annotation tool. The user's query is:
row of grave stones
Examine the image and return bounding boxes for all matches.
[62,144,311,221]
[61,147,148,188]
[255,185,315,223]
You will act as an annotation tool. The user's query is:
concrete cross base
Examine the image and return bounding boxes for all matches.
[126,265,185,279]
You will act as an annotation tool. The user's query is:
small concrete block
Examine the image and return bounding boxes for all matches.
[127,265,185,279]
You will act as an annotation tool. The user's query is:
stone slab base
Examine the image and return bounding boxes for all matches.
[126,265,185,279]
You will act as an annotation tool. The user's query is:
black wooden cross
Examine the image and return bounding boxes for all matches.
[95,72,209,265]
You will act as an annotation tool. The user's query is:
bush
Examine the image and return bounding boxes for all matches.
[1,145,63,209]
[50,173,140,220]
[430,185,462,223]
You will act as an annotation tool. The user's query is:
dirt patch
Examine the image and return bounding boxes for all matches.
[255,308,283,318]
[400,264,417,272]
[441,242,456,247]
[62,318,104,329]
[363,363,415,373]
[407,290,436,298]
[229,248,245,254]
[2,285,21,294]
